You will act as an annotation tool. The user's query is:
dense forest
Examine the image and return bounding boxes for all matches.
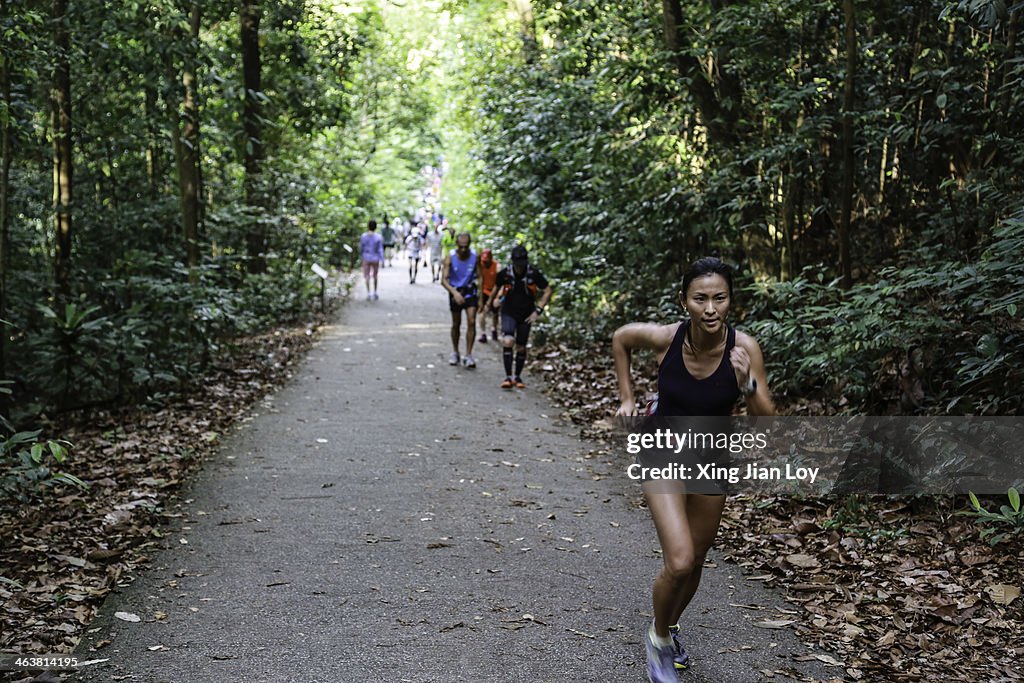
[2,0,1021,445]
[1,1,1022,677]
[1,0,1022,499]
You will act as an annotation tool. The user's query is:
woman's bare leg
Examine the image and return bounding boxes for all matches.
[643,485,692,638]
[670,494,725,625]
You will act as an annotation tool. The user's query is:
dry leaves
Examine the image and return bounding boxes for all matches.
[716,495,1024,682]
[1,321,321,657]
[533,340,1024,683]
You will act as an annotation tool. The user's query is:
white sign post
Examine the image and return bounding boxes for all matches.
[311,263,329,312]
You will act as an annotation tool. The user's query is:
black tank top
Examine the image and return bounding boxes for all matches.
[655,320,740,416]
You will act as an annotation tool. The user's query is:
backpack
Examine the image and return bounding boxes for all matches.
[502,264,539,298]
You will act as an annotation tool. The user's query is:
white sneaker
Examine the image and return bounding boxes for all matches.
[463,354,476,369]
[449,352,460,366]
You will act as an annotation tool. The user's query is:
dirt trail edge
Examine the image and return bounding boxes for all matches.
[68,259,834,683]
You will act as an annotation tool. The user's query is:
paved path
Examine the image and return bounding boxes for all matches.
[69,255,834,683]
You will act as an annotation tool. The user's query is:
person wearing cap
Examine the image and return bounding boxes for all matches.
[476,248,501,343]
[405,224,425,284]
[492,245,553,389]
[441,232,479,368]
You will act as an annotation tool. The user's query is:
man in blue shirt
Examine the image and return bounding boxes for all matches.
[441,232,479,368]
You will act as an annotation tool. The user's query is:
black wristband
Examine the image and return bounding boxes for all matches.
[534,306,544,315]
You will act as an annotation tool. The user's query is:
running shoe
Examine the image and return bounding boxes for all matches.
[449,352,460,366]
[645,626,679,683]
[514,377,526,389]
[463,354,476,369]
[500,377,514,389]
[478,334,488,343]
[372,292,379,300]
[669,624,690,670]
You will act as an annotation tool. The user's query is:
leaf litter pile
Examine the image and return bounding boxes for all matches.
[1,321,320,667]
[531,340,1023,683]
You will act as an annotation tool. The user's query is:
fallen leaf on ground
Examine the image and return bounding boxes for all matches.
[985,584,1020,605]
[753,619,797,629]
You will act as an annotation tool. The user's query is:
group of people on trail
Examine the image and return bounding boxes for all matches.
[357,220,553,389]
[359,217,449,286]
[441,233,552,390]
[362,212,774,681]
[402,220,448,284]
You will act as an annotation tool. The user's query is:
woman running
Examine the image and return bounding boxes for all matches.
[611,257,775,682]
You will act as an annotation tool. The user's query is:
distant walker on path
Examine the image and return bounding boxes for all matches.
[359,220,385,300]
[406,226,425,284]
[381,220,397,267]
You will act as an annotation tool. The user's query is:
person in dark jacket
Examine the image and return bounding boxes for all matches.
[491,245,553,389]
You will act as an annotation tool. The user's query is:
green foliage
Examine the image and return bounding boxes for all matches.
[23,303,113,411]
[3,0,1022,427]
[2,0,443,427]
[443,0,1022,421]
[819,494,909,543]
[0,430,87,507]
[744,213,1024,414]
[959,488,1024,546]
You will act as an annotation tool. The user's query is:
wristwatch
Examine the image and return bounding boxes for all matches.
[741,377,757,396]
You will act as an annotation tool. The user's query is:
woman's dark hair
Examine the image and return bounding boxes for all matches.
[681,257,733,299]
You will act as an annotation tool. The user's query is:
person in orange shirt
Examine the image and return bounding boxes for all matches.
[476,248,501,343]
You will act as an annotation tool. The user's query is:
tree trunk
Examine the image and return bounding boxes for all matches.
[0,0,11,378]
[52,0,73,306]
[166,58,183,244]
[145,84,160,195]
[999,9,1019,131]
[180,2,201,271]
[511,0,538,63]
[661,0,733,148]
[781,163,797,280]
[241,0,266,274]
[838,0,856,289]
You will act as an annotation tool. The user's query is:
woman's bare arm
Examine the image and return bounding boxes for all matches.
[731,331,776,416]
[612,323,676,416]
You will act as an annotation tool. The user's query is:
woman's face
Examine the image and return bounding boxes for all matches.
[681,273,731,336]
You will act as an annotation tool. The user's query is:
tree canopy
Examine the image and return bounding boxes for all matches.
[1,0,1021,429]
